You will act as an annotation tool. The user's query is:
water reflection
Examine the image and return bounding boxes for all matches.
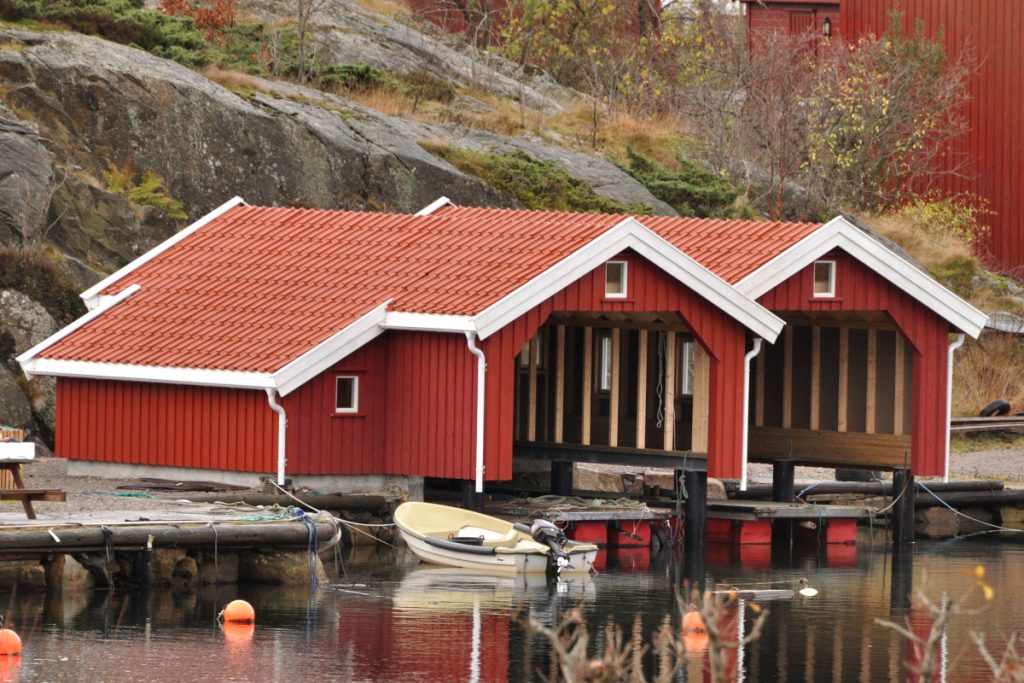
[0,535,1020,682]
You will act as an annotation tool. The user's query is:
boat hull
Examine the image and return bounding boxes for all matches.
[394,502,598,574]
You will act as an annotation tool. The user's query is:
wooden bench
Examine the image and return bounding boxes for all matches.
[0,442,66,519]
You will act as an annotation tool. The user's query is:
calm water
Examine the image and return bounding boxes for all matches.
[2,531,1023,682]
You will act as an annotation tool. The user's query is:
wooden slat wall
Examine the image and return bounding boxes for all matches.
[481,250,750,480]
[56,378,275,473]
[757,250,951,476]
[284,342,389,475]
[381,332,476,479]
[841,0,1024,270]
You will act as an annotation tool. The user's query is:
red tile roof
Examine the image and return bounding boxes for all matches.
[40,204,820,373]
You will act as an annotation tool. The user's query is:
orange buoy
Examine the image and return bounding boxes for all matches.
[682,610,705,634]
[222,599,255,624]
[683,631,709,657]
[0,629,21,656]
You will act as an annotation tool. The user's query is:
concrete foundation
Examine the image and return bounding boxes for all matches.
[67,460,424,500]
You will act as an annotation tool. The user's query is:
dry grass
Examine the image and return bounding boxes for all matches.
[201,65,270,96]
[952,332,1024,417]
[352,0,412,18]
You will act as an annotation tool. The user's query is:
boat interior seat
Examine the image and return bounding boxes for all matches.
[457,524,520,547]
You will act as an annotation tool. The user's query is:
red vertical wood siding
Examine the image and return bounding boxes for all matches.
[283,343,389,475]
[55,378,276,472]
[840,0,1023,269]
[382,332,476,479]
[757,250,951,475]
[481,250,751,480]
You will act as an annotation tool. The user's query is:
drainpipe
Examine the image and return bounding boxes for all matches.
[944,333,966,483]
[741,338,763,492]
[465,331,487,493]
[265,388,287,486]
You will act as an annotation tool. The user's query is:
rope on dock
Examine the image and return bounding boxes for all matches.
[916,481,1024,534]
[268,482,398,549]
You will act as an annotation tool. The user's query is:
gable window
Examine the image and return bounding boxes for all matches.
[605,260,628,298]
[813,260,836,297]
[335,375,359,413]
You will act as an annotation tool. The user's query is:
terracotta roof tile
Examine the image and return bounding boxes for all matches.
[40,205,820,373]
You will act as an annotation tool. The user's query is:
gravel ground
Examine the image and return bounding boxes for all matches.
[4,446,1021,524]
[1,457,267,525]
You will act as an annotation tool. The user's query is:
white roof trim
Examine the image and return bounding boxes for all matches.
[17,358,275,391]
[381,312,475,333]
[735,215,988,338]
[273,301,391,397]
[80,196,248,310]
[473,217,785,343]
[17,284,142,372]
[414,196,453,217]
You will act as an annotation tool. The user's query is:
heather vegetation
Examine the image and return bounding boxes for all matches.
[423,145,650,215]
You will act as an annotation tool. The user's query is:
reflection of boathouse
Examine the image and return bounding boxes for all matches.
[19,198,985,492]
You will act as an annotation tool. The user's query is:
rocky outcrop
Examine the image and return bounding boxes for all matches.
[0,102,54,247]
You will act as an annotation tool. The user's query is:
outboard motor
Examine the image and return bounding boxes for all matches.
[530,519,573,575]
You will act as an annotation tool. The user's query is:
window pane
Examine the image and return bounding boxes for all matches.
[336,376,357,411]
[599,334,612,391]
[605,261,626,296]
[813,261,833,295]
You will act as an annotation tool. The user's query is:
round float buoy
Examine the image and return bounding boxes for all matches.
[682,610,705,634]
[0,628,22,656]
[222,600,255,624]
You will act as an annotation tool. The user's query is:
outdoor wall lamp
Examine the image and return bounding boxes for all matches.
[822,17,832,38]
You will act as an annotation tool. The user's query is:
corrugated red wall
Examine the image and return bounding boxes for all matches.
[840,1,1022,269]
[481,250,751,480]
[757,250,951,475]
[55,379,276,472]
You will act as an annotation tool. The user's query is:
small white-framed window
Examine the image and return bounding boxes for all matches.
[598,332,613,391]
[335,375,359,413]
[605,260,628,298]
[813,260,836,297]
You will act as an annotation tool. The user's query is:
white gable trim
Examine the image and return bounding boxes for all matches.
[735,216,988,338]
[472,217,785,342]
[273,302,390,396]
[17,284,142,373]
[415,196,453,217]
[381,311,475,333]
[18,358,275,391]
[80,197,248,310]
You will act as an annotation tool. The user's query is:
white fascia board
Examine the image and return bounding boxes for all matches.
[18,358,275,391]
[415,196,453,217]
[380,311,475,333]
[473,217,784,343]
[273,302,390,397]
[80,197,248,309]
[736,216,988,338]
[17,285,142,372]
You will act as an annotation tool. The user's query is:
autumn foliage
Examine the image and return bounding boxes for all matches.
[158,0,236,41]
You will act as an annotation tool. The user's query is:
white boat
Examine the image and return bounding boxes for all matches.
[394,502,599,574]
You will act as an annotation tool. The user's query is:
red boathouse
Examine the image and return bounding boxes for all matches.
[18,198,985,496]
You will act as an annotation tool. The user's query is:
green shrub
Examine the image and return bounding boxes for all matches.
[0,0,211,58]
[0,247,85,326]
[103,168,187,219]
[620,148,740,218]
[425,145,651,215]
[319,62,396,92]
